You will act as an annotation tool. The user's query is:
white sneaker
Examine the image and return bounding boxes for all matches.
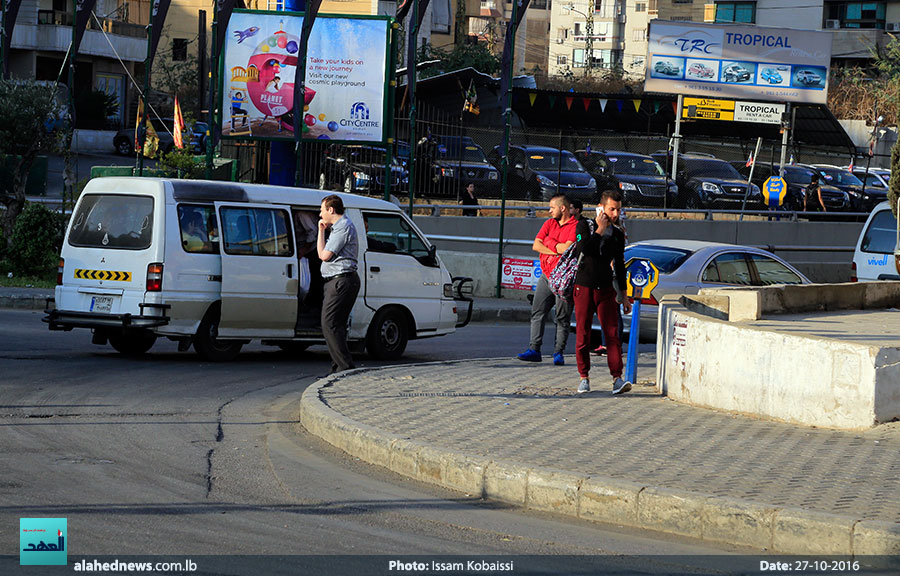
[577,378,590,394]
[612,378,632,395]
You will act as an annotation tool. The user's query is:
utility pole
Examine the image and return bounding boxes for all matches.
[585,0,593,75]
[137,8,154,176]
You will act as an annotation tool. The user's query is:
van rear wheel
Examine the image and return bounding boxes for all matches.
[194,310,243,362]
[366,307,408,360]
[109,332,157,356]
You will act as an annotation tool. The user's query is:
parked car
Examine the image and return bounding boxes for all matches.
[576,240,811,341]
[795,69,822,86]
[687,63,715,78]
[760,68,782,84]
[487,145,596,201]
[114,117,191,157]
[189,122,208,154]
[428,136,500,197]
[651,153,762,209]
[722,64,751,82]
[318,144,406,195]
[808,164,877,212]
[852,201,899,281]
[733,162,850,212]
[654,61,680,75]
[851,168,890,193]
[576,150,677,207]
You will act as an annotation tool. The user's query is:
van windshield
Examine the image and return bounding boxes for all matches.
[860,209,897,254]
[68,194,154,250]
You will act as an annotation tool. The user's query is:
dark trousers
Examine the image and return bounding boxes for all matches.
[574,284,623,380]
[322,272,360,373]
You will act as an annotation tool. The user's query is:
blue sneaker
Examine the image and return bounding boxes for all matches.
[517,349,542,362]
[553,352,565,365]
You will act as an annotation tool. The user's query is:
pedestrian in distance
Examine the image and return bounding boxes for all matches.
[517,193,577,366]
[804,172,826,212]
[573,189,632,395]
[317,194,361,374]
[460,183,479,217]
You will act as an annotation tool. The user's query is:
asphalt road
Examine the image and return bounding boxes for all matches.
[0,310,754,575]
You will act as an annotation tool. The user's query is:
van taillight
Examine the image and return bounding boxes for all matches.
[57,258,64,285]
[850,261,857,282]
[146,263,163,292]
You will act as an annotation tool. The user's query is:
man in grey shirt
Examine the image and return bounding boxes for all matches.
[317,194,360,373]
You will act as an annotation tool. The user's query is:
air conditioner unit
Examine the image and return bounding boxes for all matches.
[825,19,841,29]
[887,22,900,32]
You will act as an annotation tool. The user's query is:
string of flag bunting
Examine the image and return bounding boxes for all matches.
[522,94,677,115]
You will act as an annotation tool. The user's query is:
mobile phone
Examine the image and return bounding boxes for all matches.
[595,206,603,218]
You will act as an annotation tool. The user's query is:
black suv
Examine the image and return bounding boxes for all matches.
[652,153,762,209]
[576,149,677,207]
[809,164,879,212]
[487,145,596,201]
[318,144,406,195]
[733,162,850,212]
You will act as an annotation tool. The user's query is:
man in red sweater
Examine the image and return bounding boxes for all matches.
[517,194,577,365]
[573,189,632,394]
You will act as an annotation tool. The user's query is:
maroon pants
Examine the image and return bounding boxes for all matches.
[573,284,623,380]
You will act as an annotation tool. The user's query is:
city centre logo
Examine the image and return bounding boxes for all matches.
[20,518,67,566]
[350,101,370,120]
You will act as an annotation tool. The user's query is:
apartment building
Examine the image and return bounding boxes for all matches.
[7,0,149,128]
[548,0,625,76]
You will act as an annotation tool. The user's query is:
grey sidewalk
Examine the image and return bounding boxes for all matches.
[300,355,900,555]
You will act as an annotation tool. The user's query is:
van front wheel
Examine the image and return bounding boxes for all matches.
[194,312,243,362]
[366,308,408,360]
[109,332,157,356]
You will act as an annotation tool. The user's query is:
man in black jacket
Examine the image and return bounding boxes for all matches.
[573,189,632,395]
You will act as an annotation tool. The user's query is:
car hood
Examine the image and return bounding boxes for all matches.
[535,170,594,187]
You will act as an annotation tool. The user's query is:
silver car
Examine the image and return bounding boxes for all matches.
[574,240,811,342]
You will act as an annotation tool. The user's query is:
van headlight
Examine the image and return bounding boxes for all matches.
[536,174,555,187]
[619,182,637,191]
[701,182,722,194]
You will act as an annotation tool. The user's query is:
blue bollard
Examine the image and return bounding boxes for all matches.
[624,292,641,385]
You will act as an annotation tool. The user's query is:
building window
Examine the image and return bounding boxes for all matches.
[532,0,548,8]
[825,1,886,29]
[558,55,568,65]
[172,38,188,61]
[574,22,582,36]
[557,27,567,42]
[633,28,646,41]
[715,2,756,23]
[573,48,584,67]
[636,2,646,11]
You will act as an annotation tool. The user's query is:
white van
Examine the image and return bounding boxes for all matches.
[45,177,472,361]
[852,200,899,282]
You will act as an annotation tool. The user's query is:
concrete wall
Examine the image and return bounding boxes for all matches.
[420,215,864,293]
[74,130,118,154]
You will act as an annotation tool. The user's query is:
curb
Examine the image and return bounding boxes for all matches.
[0,293,52,311]
[299,366,900,556]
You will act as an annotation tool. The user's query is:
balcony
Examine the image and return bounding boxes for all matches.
[480,0,503,17]
[19,9,146,61]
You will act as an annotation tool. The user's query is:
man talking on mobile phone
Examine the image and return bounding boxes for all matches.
[572,190,631,395]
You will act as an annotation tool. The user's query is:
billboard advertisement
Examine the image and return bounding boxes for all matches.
[645,21,832,105]
[221,10,391,143]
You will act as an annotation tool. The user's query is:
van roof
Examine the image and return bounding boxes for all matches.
[87,178,404,213]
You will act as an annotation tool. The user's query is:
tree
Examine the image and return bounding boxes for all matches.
[890,137,900,217]
[0,80,63,238]
[418,42,501,79]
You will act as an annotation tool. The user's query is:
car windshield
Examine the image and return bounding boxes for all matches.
[818,168,862,187]
[68,194,154,250]
[782,166,815,185]
[624,245,693,274]
[527,151,586,172]
[860,209,898,254]
[438,141,489,163]
[610,155,665,176]
[684,159,742,180]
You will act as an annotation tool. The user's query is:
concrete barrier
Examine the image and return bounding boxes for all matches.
[74,129,117,154]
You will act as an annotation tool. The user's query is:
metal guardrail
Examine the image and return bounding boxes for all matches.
[406,204,873,221]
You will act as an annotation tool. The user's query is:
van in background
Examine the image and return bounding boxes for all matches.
[852,201,899,281]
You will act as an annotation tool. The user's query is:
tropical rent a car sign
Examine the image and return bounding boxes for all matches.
[645,21,832,105]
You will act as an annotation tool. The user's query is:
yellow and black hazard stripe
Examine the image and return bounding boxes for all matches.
[74,269,132,282]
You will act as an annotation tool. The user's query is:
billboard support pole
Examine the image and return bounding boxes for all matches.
[384,21,399,202]
[205,15,217,180]
[671,94,682,180]
[778,102,790,175]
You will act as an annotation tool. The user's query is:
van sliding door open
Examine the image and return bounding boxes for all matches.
[215,203,299,338]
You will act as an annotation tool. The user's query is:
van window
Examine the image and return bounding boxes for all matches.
[178,204,217,254]
[860,209,898,254]
[68,194,153,250]
[221,207,293,257]
[363,212,435,265]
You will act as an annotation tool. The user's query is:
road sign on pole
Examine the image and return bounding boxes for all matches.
[623,258,659,386]
[762,175,787,208]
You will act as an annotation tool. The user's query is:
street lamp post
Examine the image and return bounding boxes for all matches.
[567,2,593,74]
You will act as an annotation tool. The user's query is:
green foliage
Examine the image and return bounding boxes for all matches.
[418,42,501,79]
[158,146,204,179]
[7,203,65,277]
[74,90,119,130]
[0,80,64,158]
[890,138,900,218]
[153,36,202,117]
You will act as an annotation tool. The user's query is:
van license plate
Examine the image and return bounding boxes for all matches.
[90,296,113,313]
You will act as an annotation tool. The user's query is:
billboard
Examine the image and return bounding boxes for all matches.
[645,21,832,105]
[221,10,391,143]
